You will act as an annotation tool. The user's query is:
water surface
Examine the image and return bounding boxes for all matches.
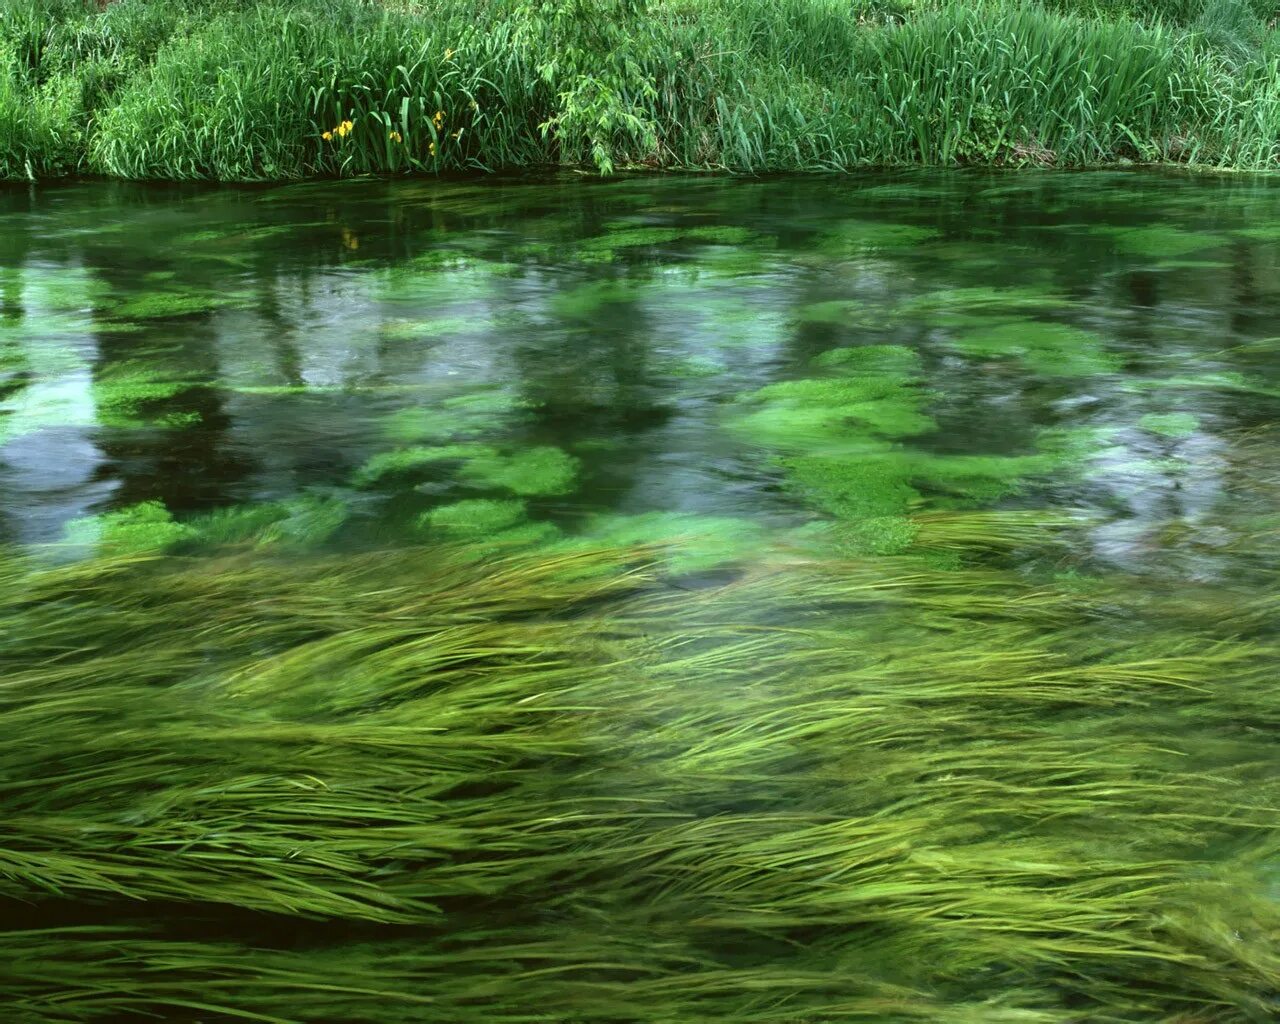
[2,171,1279,1021]
[2,170,1277,570]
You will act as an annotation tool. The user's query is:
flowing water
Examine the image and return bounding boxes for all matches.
[2,171,1278,1020]
[3,172,1279,566]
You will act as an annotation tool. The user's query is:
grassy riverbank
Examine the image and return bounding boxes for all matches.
[2,509,1279,1021]
[1,0,1278,180]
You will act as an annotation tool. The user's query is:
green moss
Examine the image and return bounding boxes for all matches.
[185,502,293,546]
[420,498,527,538]
[576,226,686,257]
[256,494,350,548]
[458,446,580,496]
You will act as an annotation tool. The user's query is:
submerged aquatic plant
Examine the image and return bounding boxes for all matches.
[0,506,1277,1021]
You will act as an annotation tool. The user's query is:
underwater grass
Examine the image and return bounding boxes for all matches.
[2,0,1279,179]
[1,506,1278,1021]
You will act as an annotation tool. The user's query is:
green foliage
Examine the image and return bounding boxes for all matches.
[2,0,1280,179]
[0,41,83,179]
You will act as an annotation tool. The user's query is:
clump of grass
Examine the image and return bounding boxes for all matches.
[3,0,1279,179]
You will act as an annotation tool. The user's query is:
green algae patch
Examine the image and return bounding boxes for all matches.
[107,289,245,321]
[793,299,864,325]
[1093,225,1228,257]
[383,391,532,444]
[354,445,494,488]
[1139,411,1200,438]
[92,362,203,428]
[784,449,922,521]
[815,220,939,257]
[378,315,478,342]
[813,345,922,375]
[788,515,921,557]
[895,285,1074,319]
[951,321,1121,377]
[575,226,686,259]
[420,498,528,538]
[550,280,643,320]
[62,501,195,554]
[458,446,579,496]
[731,373,933,447]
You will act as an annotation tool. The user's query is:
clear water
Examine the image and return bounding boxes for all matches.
[3,170,1278,571]
[3,171,1280,1019]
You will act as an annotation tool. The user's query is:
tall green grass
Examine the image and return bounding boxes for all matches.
[1,512,1278,1020]
[0,0,1278,179]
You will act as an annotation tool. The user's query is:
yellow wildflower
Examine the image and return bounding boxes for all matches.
[389,130,403,143]
[433,109,444,129]
[429,141,436,156]
[445,48,455,59]
[451,130,461,140]
[321,131,332,141]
